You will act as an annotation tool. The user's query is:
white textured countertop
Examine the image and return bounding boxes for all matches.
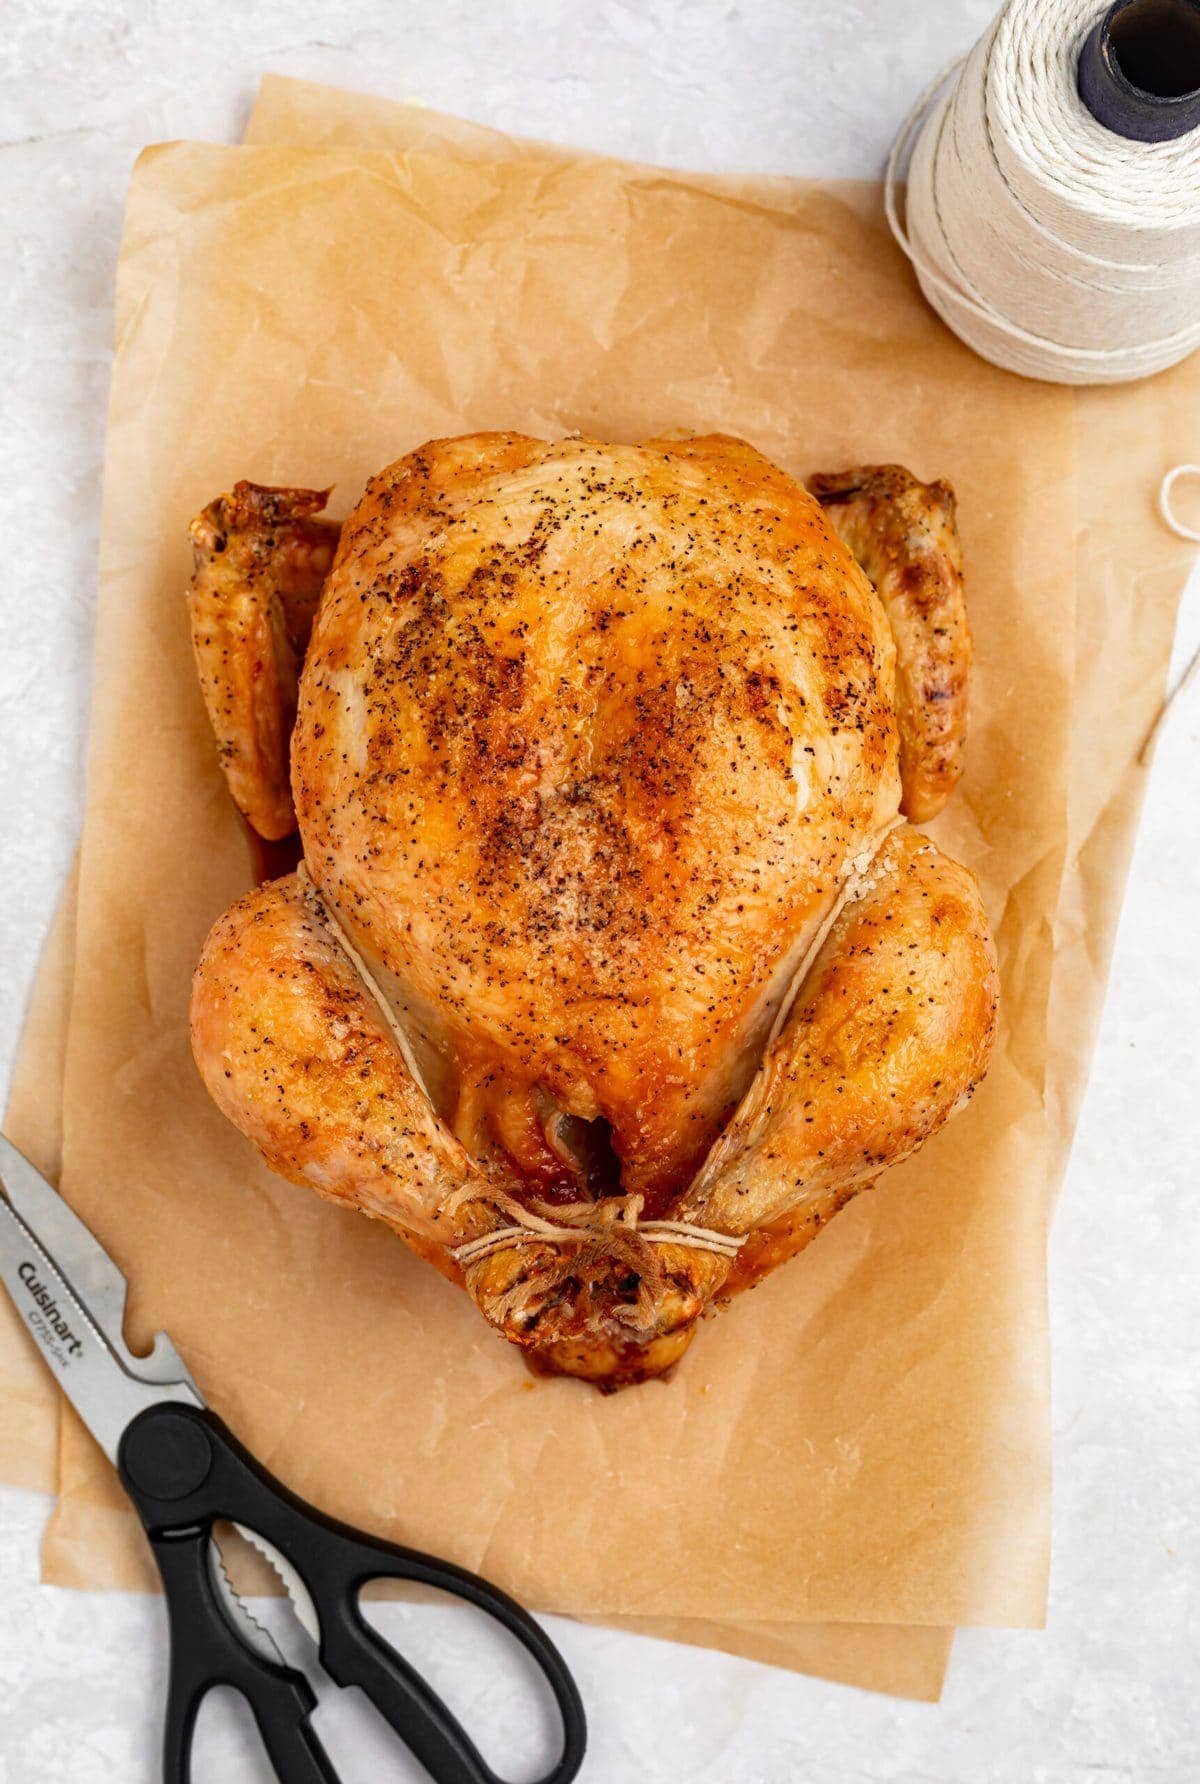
[1,3,1198,1780]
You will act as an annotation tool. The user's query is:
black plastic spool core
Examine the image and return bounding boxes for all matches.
[1078,0,1200,141]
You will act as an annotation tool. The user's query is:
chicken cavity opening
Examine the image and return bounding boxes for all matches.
[455,1072,624,1203]
[543,1108,623,1201]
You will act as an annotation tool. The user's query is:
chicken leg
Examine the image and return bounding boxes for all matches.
[680,823,998,1292]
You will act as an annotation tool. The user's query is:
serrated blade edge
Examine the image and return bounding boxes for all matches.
[234,1521,321,1645]
[208,1533,285,1665]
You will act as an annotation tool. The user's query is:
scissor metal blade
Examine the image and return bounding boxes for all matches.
[235,1522,322,1644]
[209,1533,287,1665]
[0,1146,203,1462]
[0,1134,191,1385]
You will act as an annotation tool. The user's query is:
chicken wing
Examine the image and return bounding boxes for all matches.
[807,466,969,822]
[187,483,340,840]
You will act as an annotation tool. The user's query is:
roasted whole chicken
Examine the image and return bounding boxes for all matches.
[189,433,997,1388]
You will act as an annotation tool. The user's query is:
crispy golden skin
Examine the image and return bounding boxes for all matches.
[189,434,996,1387]
[187,483,340,840]
[807,465,970,822]
[190,868,480,1278]
[682,824,998,1290]
[291,433,901,1209]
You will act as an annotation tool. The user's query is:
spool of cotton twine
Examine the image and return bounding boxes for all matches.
[887,0,1200,746]
[886,0,1200,386]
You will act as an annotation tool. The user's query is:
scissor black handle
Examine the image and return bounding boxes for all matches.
[147,1526,337,1784]
[118,1402,587,1784]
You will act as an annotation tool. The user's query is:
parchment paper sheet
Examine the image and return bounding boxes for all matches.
[0,100,977,1707]
[0,74,1192,1702]
[35,130,1077,1634]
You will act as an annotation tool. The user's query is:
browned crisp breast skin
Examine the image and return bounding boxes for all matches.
[292,432,900,1213]
[187,483,341,840]
[807,466,969,822]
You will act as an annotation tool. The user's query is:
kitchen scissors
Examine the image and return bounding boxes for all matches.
[0,1134,587,1784]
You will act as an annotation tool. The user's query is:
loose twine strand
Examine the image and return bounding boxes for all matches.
[1141,465,1200,758]
[1159,464,1200,545]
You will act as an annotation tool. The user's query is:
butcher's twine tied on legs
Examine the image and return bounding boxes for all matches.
[447,1189,742,1334]
[449,1189,746,1268]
